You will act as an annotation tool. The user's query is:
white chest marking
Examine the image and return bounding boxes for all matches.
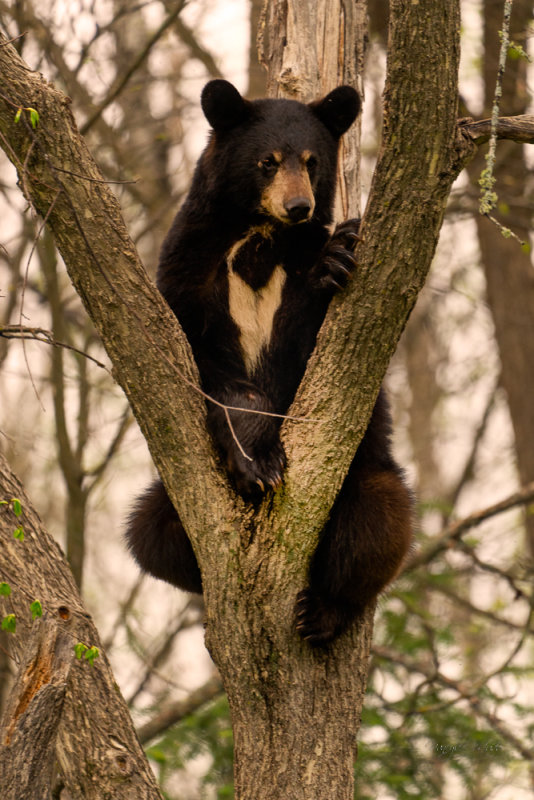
[227,263,286,374]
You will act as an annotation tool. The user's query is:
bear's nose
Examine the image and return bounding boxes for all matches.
[284,197,312,222]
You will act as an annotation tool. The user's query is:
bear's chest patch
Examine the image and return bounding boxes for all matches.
[226,230,286,374]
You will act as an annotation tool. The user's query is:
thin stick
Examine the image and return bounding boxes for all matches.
[479,0,513,216]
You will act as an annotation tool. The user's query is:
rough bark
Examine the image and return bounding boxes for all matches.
[0,616,73,800]
[0,0,474,795]
[247,0,268,98]
[0,453,163,798]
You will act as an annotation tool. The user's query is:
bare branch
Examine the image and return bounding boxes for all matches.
[409,480,534,570]
[137,675,223,745]
[461,114,534,145]
[373,644,534,762]
[80,1,187,135]
[0,326,109,369]
[86,405,133,485]
[435,584,528,633]
[444,380,499,519]
[127,601,201,705]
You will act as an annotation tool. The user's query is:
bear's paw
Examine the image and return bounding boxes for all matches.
[311,218,360,292]
[294,588,350,647]
[227,438,286,500]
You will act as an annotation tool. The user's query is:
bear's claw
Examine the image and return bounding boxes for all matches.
[228,440,287,500]
[294,589,347,648]
[312,218,360,293]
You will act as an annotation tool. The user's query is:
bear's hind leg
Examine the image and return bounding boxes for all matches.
[295,465,413,647]
[125,479,202,593]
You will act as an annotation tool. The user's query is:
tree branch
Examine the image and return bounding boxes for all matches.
[373,644,534,762]
[137,675,223,745]
[0,323,109,370]
[409,480,534,570]
[461,113,534,145]
[267,0,466,549]
[0,30,236,570]
[80,1,188,135]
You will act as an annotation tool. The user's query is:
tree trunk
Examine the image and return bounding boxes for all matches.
[1,616,74,800]
[0,452,163,798]
[210,2,463,795]
[0,0,466,794]
[475,0,534,555]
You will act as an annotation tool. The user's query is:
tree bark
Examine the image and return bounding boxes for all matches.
[0,453,163,798]
[0,616,73,800]
[0,0,470,794]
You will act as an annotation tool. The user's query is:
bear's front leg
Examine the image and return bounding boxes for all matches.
[207,385,286,499]
[309,218,360,293]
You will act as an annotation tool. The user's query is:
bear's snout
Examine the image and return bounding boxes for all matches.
[284,196,313,223]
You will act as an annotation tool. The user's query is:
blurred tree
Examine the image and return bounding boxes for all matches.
[475,0,534,556]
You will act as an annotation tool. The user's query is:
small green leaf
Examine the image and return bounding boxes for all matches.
[508,41,530,61]
[74,643,87,660]
[28,108,39,129]
[30,600,42,620]
[74,643,99,666]
[2,614,16,633]
[0,582,11,597]
[84,646,100,666]
[12,498,22,517]
[14,107,22,124]
[13,525,24,541]
[0,500,8,507]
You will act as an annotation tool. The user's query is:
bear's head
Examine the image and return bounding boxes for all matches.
[199,80,360,227]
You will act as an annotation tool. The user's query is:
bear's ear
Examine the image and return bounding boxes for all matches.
[201,80,252,131]
[309,86,361,138]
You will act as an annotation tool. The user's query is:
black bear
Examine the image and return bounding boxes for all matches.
[125,79,413,646]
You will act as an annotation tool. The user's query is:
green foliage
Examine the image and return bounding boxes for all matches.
[13,106,40,129]
[146,694,233,800]
[1,498,25,539]
[74,642,100,666]
[352,549,530,799]
[13,525,24,541]
[357,673,510,799]
[507,40,531,62]
[30,599,43,620]
[1,613,16,633]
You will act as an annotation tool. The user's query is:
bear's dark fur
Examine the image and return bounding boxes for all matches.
[125,79,413,646]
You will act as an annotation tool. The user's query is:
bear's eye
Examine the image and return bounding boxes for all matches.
[259,155,278,174]
[306,155,318,173]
